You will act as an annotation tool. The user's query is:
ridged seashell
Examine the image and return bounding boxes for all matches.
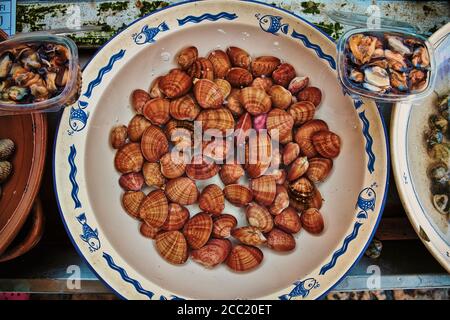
[235,112,252,146]
[162,203,190,231]
[214,79,232,99]
[141,126,169,162]
[223,184,253,207]
[288,76,309,95]
[239,87,271,115]
[193,79,224,109]
[283,142,300,166]
[269,185,290,215]
[177,46,198,70]
[208,50,232,79]
[186,155,220,180]
[139,189,168,228]
[287,156,309,181]
[246,203,274,233]
[191,238,232,268]
[159,153,186,179]
[269,85,292,110]
[251,77,273,92]
[119,172,144,191]
[227,47,251,69]
[196,108,235,135]
[253,113,267,132]
[169,94,200,121]
[212,214,237,238]
[273,169,287,185]
[309,188,323,209]
[165,119,194,148]
[188,57,215,80]
[114,143,144,174]
[199,184,225,215]
[349,34,377,65]
[131,89,150,114]
[0,139,15,160]
[290,187,323,211]
[289,101,316,125]
[266,108,294,144]
[110,125,128,149]
[232,226,267,246]
[142,98,170,125]
[202,138,233,162]
[140,221,159,239]
[142,162,165,187]
[226,67,253,88]
[250,175,276,206]
[226,244,263,272]
[297,87,322,108]
[226,88,244,116]
[301,208,324,234]
[245,132,273,178]
[289,177,315,202]
[306,158,333,182]
[165,177,199,205]
[266,228,296,251]
[409,69,427,91]
[149,76,165,98]
[274,207,301,233]
[183,213,213,249]
[219,163,245,185]
[155,231,188,264]
[272,63,296,88]
[294,119,329,158]
[251,56,281,77]
[311,130,341,159]
[386,35,411,55]
[363,66,390,89]
[121,191,145,218]
[412,46,430,69]
[127,115,151,142]
[159,69,192,98]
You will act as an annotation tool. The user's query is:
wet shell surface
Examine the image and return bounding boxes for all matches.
[196,108,235,135]
[169,94,200,121]
[306,157,333,182]
[219,163,245,185]
[194,79,224,109]
[301,208,324,234]
[246,203,274,233]
[198,184,225,215]
[235,112,252,146]
[142,162,165,187]
[138,189,168,228]
[266,108,294,144]
[311,130,341,159]
[266,228,296,251]
[251,56,281,77]
[269,186,290,215]
[183,213,213,249]
[252,77,273,92]
[140,221,159,239]
[159,153,186,179]
[289,101,316,126]
[226,67,253,88]
[287,156,309,182]
[191,239,232,268]
[274,207,302,234]
[214,79,232,99]
[122,191,145,218]
[288,76,309,95]
[297,87,322,107]
[188,57,214,80]
[283,142,300,166]
[127,115,151,142]
[208,50,231,79]
[288,177,315,202]
[131,89,150,114]
[141,126,169,162]
[155,231,188,265]
[114,143,144,174]
[186,155,220,180]
[212,214,237,238]
[226,88,244,116]
[223,184,253,207]
[294,119,329,158]
[269,85,292,110]
[165,177,199,205]
[226,244,263,272]
[142,98,170,126]
[231,226,267,246]
[239,87,271,115]
[272,63,296,87]
[227,46,251,69]
[110,125,128,149]
[159,69,192,98]
[119,172,144,191]
[162,203,190,231]
[177,46,198,70]
[245,132,273,178]
[250,175,276,206]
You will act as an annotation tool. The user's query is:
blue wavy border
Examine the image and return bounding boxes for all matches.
[177,12,238,26]
[103,252,155,299]
[83,49,126,98]
[68,144,81,209]
[290,30,336,70]
[319,222,363,275]
[359,110,376,174]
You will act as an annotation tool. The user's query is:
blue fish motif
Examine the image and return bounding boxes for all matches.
[77,213,100,252]
[133,22,169,45]
[356,187,376,219]
[69,101,89,133]
[279,278,319,300]
[256,14,289,35]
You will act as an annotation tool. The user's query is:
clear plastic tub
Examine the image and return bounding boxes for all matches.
[0,32,81,115]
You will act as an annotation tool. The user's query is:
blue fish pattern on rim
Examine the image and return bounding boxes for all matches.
[255,13,289,35]
[68,101,89,134]
[279,278,320,300]
[133,23,169,45]
[177,12,238,26]
[356,186,377,219]
[76,213,100,252]
[68,144,81,209]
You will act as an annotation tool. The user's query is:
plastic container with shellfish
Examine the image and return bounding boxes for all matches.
[328,10,437,102]
[0,32,81,115]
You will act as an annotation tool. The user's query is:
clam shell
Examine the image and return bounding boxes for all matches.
[138,190,168,228]
[266,108,294,144]
[212,214,237,238]
[214,79,232,99]
[149,76,165,98]
[155,231,188,264]
[110,125,128,149]
[227,46,251,69]
[239,87,271,115]
[219,163,245,185]
[226,67,253,88]
[119,172,144,191]
[274,207,302,233]
[289,101,316,126]
[162,203,190,231]
[186,155,220,180]
[245,132,273,178]
[165,119,194,148]
[311,130,341,159]
[0,138,15,160]
[246,203,274,233]
[183,213,213,249]
[196,108,235,135]
[288,177,315,202]
[290,187,323,211]
[288,76,309,95]
[226,88,244,116]
[208,50,232,79]
[114,143,144,174]
[272,63,296,87]
[250,175,276,206]
[251,56,281,77]
[188,57,214,80]
[202,138,233,162]
[273,169,287,185]
[160,152,186,179]
[127,115,151,142]
[282,142,300,166]
[253,113,267,132]
[193,79,224,109]
[191,239,232,268]
[297,87,322,107]
[141,126,169,162]
[169,94,200,121]
[159,69,192,98]
[177,46,198,70]
[226,244,263,272]
[235,112,252,146]
[142,162,165,187]
[165,177,199,205]
[252,77,273,92]
[269,185,290,215]
[266,228,296,251]
[140,221,160,239]
[198,184,225,215]
[301,208,324,234]
[231,226,267,246]
[131,89,150,114]
[306,157,333,182]
[121,191,145,218]
[223,184,253,207]
[269,85,292,110]
[287,156,309,181]
[294,119,329,158]
[142,98,170,126]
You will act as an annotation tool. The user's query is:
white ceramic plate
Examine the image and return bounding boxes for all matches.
[391,22,450,273]
[54,0,389,299]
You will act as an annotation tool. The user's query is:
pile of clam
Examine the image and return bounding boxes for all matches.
[110,46,341,272]
[0,138,15,198]
[345,32,430,94]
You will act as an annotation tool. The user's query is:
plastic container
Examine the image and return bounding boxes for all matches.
[0,32,81,115]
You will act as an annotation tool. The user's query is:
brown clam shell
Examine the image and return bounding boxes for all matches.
[122,191,145,218]
[212,214,237,238]
[186,155,220,180]
[250,175,276,206]
[272,63,296,88]
[269,85,292,110]
[131,89,150,114]
[223,184,253,207]
[311,131,341,159]
[287,156,309,181]
[160,152,186,179]
[149,76,165,99]
[140,221,159,239]
[142,97,170,126]
[301,208,324,234]
[142,162,165,188]
[198,184,225,215]
[165,119,194,148]
[269,185,290,215]
[169,94,200,121]
[155,231,188,264]
[177,46,198,70]
[127,115,151,142]
[138,189,168,228]
[245,132,273,178]
[274,207,302,233]
[306,157,333,182]
[191,238,232,268]
[226,88,244,116]
[196,108,235,135]
[235,112,252,146]
[294,119,329,158]
[266,108,294,144]
[251,56,281,77]
[114,142,144,174]
[227,46,251,69]
[226,244,263,272]
[266,228,296,251]
[246,203,274,233]
[226,67,253,88]
[110,125,128,149]
[288,76,309,95]
[252,77,273,92]
[288,177,315,202]
[219,163,245,185]
[282,142,300,166]
[183,213,213,249]
[159,69,192,98]
[289,187,323,211]
[239,87,271,115]
[193,79,224,109]
[165,177,199,205]
[188,57,215,80]
[289,101,316,126]
[162,203,190,231]
[208,50,232,79]
[141,126,169,162]
[231,226,267,246]
[119,172,144,191]
[214,79,232,99]
[297,86,322,107]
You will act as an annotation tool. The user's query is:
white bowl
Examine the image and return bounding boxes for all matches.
[391,22,450,273]
[54,0,389,299]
